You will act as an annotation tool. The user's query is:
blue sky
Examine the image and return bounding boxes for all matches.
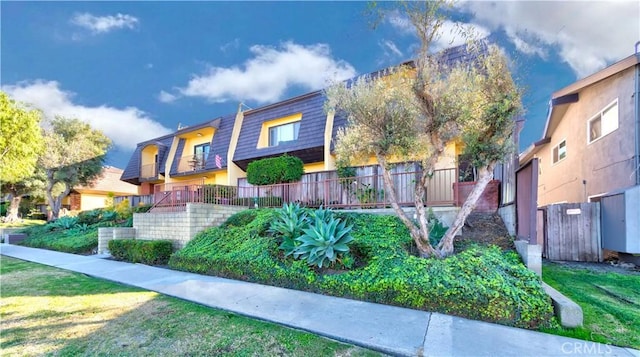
[2,1,639,169]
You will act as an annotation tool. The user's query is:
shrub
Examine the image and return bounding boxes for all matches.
[246,154,304,185]
[109,239,173,265]
[113,199,132,220]
[220,209,258,229]
[169,210,555,329]
[77,209,103,225]
[133,204,152,213]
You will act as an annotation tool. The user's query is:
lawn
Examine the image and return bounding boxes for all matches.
[542,262,640,349]
[0,256,381,356]
[0,218,46,229]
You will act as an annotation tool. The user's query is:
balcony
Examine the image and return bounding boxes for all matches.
[140,163,159,181]
[177,153,208,173]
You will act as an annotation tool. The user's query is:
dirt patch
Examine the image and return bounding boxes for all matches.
[456,212,515,251]
[545,259,640,275]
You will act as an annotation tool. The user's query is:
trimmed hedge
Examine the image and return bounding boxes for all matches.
[246,155,304,185]
[169,209,557,329]
[109,239,173,265]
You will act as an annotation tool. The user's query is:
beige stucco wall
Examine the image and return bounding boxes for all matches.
[80,193,109,210]
[535,67,636,206]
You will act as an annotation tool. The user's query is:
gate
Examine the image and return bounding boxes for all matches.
[541,203,602,262]
[516,158,538,244]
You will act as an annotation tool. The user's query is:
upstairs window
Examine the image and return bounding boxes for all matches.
[269,121,300,147]
[588,100,618,143]
[552,139,566,164]
[193,143,210,169]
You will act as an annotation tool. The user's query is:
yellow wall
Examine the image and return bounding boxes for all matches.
[81,193,110,211]
[256,113,302,148]
[324,112,336,170]
[141,145,159,168]
[179,127,215,161]
[303,162,325,173]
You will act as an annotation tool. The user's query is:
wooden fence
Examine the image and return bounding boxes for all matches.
[540,202,602,262]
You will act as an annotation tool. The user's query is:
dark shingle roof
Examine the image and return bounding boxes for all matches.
[121,136,173,184]
[206,113,235,169]
[233,91,327,167]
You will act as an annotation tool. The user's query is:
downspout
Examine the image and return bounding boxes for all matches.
[635,41,640,185]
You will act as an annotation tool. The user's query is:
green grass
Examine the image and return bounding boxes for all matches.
[0,256,381,357]
[542,262,640,349]
[0,218,46,228]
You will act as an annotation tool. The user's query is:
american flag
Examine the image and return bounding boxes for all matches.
[215,154,222,169]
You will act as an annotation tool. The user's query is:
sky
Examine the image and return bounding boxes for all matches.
[2,1,639,170]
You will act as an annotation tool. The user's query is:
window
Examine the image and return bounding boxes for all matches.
[193,143,210,169]
[552,139,566,164]
[269,121,300,146]
[588,100,618,143]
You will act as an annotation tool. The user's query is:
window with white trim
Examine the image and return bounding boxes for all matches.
[588,100,618,143]
[552,139,566,164]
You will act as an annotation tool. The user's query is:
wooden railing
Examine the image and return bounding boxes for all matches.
[148,169,457,212]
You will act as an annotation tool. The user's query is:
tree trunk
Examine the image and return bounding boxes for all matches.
[5,191,22,222]
[45,169,71,221]
[436,164,495,257]
[376,154,438,258]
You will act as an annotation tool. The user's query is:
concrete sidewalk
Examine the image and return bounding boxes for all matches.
[1,244,638,357]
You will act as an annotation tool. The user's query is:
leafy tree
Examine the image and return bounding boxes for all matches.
[0,92,45,221]
[325,1,521,258]
[40,117,111,220]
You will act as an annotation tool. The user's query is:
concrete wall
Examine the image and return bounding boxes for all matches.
[98,227,136,254]
[514,240,542,276]
[535,67,636,206]
[134,203,245,249]
[498,204,516,236]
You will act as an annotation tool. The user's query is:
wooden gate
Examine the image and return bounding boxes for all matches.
[541,203,602,262]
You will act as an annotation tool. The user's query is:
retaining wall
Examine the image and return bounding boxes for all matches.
[97,204,246,253]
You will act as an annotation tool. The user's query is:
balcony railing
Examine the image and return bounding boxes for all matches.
[149,169,457,212]
[176,153,208,173]
[140,163,159,181]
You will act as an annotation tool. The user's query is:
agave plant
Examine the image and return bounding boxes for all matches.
[52,216,79,230]
[293,216,353,268]
[309,205,333,223]
[269,203,309,255]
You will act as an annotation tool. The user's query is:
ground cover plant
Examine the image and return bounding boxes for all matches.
[16,207,133,254]
[541,262,640,349]
[169,208,556,329]
[0,257,379,356]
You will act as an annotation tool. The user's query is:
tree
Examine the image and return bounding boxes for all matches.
[0,92,45,221]
[40,117,111,220]
[325,1,521,258]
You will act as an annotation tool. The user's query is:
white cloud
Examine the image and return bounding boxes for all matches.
[2,80,171,151]
[220,38,240,53]
[431,20,491,51]
[458,1,640,78]
[386,11,491,52]
[176,41,357,104]
[70,12,139,34]
[158,90,178,103]
[381,39,404,58]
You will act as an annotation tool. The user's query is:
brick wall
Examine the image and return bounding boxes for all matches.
[98,227,136,254]
[453,180,500,212]
[133,203,245,249]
